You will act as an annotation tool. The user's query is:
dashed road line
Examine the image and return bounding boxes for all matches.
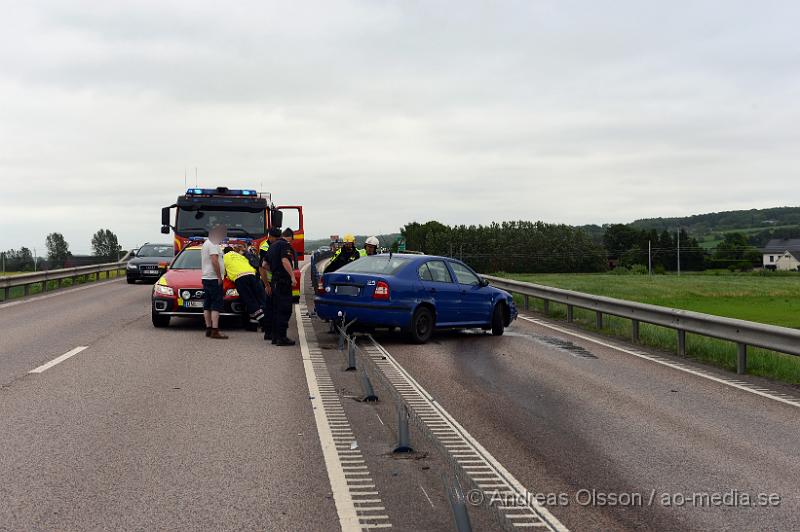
[29,346,89,374]
[518,314,800,409]
[298,265,391,531]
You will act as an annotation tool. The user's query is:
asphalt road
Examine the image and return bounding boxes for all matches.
[3,275,799,531]
[0,280,339,531]
[370,317,800,531]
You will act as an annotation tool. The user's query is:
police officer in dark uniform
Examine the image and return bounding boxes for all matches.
[258,239,273,341]
[266,227,297,346]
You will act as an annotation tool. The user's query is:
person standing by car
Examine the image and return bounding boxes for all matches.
[224,244,268,334]
[259,239,273,341]
[324,234,360,273]
[267,227,297,346]
[201,225,228,339]
[364,236,380,256]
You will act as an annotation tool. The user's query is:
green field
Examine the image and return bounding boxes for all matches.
[498,272,800,384]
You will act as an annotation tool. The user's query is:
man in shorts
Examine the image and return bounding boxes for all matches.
[201,224,229,339]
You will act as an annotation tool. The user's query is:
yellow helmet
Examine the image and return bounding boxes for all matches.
[343,234,356,243]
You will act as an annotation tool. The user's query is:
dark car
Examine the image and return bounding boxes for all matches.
[315,254,517,343]
[126,243,174,284]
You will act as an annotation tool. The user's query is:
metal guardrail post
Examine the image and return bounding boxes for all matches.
[393,403,413,453]
[631,319,640,342]
[444,475,473,532]
[737,343,747,375]
[566,305,574,323]
[346,337,357,371]
[360,369,378,402]
[595,311,603,329]
[678,329,686,356]
[542,299,549,315]
[523,295,529,311]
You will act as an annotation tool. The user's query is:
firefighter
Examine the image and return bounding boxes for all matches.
[223,243,267,332]
[267,227,297,346]
[364,236,380,256]
[324,234,360,273]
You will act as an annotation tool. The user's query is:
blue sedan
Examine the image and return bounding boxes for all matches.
[314,254,517,343]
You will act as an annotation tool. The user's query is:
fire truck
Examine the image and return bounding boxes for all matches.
[160,187,304,298]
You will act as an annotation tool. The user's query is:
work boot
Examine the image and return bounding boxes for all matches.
[264,331,272,341]
[274,337,296,346]
[209,328,229,339]
[205,327,212,337]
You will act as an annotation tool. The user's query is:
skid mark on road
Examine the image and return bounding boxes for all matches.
[518,314,800,410]
[505,330,597,359]
[298,265,392,531]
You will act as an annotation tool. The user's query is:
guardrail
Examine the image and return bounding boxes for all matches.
[0,262,128,300]
[484,275,800,375]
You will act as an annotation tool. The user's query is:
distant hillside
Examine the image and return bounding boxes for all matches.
[305,233,401,250]
[627,207,800,249]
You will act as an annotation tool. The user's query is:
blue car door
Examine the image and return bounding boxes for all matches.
[448,261,493,324]
[417,260,461,326]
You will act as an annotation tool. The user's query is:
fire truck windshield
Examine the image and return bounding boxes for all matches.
[175,208,266,238]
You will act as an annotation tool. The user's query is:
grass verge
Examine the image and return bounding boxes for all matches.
[0,269,125,302]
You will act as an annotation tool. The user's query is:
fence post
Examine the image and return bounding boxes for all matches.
[631,319,640,342]
[393,403,413,453]
[567,305,574,323]
[678,329,686,356]
[737,343,747,375]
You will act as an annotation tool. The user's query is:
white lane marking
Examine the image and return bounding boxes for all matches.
[517,314,800,409]
[298,263,391,531]
[29,346,89,374]
[0,278,123,310]
[296,303,361,531]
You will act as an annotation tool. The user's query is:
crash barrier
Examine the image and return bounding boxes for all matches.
[334,322,566,531]
[0,261,128,300]
[309,250,332,295]
[484,275,800,375]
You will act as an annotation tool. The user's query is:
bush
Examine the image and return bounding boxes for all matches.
[610,266,630,275]
[654,264,666,275]
[629,264,648,275]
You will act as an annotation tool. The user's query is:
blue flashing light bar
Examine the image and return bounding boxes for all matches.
[186,187,257,196]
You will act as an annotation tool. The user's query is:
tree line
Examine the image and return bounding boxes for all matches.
[399,220,770,274]
[2,229,122,272]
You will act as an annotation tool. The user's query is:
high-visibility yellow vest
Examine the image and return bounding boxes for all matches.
[223,251,256,281]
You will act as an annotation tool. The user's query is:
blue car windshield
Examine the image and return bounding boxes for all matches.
[337,256,411,275]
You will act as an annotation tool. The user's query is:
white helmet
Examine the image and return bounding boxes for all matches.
[365,236,379,247]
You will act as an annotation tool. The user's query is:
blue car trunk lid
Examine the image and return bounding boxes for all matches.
[324,272,385,300]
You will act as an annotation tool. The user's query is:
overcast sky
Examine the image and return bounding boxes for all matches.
[1,0,798,254]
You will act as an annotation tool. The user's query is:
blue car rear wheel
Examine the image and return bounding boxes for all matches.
[409,306,434,344]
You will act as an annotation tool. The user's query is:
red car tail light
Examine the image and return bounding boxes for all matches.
[373,281,390,300]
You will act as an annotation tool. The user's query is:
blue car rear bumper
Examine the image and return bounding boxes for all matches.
[315,297,414,329]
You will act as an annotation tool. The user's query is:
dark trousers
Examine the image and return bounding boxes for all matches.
[234,275,265,324]
[271,278,293,340]
[263,280,273,334]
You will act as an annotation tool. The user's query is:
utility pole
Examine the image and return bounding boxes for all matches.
[648,240,652,276]
[33,248,37,272]
[677,229,681,276]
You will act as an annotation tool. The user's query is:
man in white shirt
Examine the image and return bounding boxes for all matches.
[201,224,228,339]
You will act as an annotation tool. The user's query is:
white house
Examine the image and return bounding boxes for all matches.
[762,239,800,271]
